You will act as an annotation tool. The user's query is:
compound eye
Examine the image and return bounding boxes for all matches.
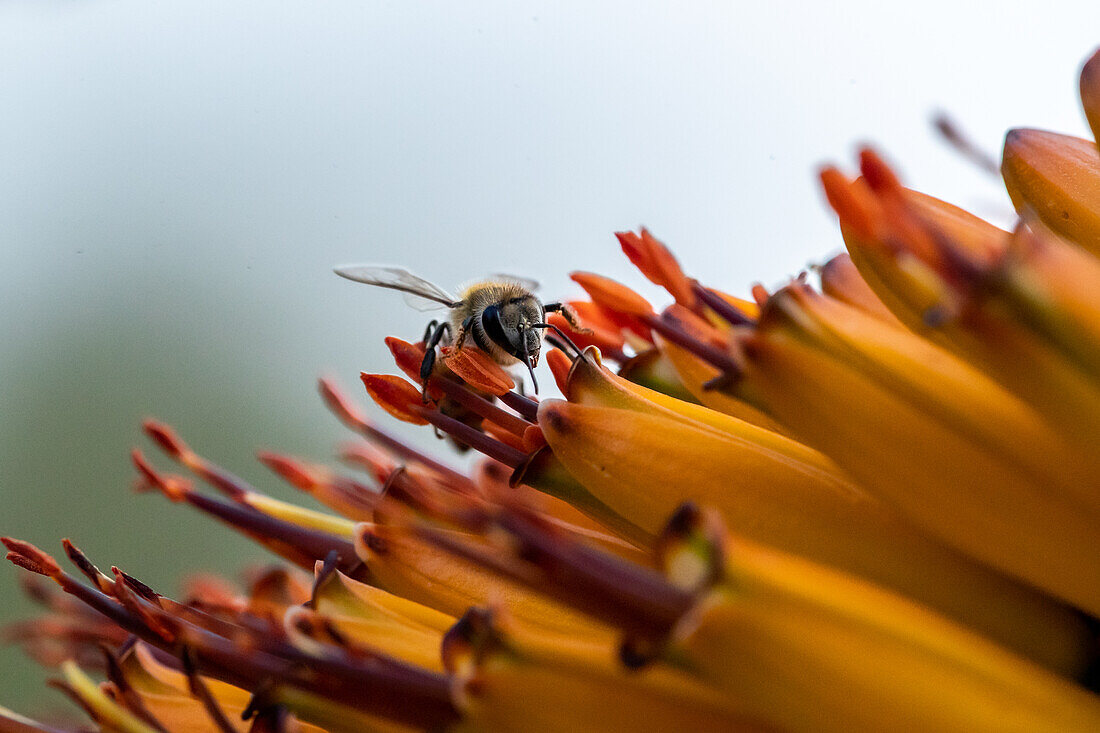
[481,305,515,355]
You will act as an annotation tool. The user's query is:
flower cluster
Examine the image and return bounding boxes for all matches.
[5,49,1100,733]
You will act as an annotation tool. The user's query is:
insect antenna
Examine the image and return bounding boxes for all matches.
[519,323,539,395]
[532,322,586,361]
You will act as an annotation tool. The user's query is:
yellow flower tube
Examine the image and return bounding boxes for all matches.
[1081,49,1100,146]
[353,522,612,640]
[819,252,906,326]
[823,153,1100,452]
[537,391,1092,673]
[670,535,1100,733]
[1002,128,1100,255]
[654,335,792,429]
[118,643,407,733]
[446,609,762,733]
[732,285,1100,616]
[563,348,833,466]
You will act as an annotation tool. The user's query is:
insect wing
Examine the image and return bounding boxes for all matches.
[334,265,461,311]
[490,273,540,292]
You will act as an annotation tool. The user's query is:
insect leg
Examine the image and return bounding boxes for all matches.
[420,321,452,402]
[422,319,440,344]
[542,302,592,334]
[453,315,475,351]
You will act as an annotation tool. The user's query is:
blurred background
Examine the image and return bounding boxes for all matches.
[2,0,1098,714]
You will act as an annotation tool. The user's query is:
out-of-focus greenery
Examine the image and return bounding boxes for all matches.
[0,290,348,713]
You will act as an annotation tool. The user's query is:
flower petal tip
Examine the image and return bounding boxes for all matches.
[2,538,61,578]
[570,272,654,317]
[360,373,430,425]
[441,347,514,395]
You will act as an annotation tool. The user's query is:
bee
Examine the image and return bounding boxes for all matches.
[334,265,585,394]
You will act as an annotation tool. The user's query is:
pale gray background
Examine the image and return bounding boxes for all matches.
[2,0,1098,716]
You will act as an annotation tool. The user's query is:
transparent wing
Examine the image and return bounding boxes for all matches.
[334,265,461,311]
[490,273,540,292]
[399,291,455,312]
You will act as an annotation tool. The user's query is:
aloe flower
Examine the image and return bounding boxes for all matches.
[5,48,1100,733]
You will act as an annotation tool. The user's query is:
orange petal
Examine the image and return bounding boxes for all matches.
[359,373,429,425]
[617,229,697,308]
[546,348,573,395]
[442,346,515,395]
[1080,49,1100,147]
[858,147,903,191]
[179,573,243,610]
[566,300,624,335]
[663,304,728,349]
[2,537,61,578]
[819,253,904,326]
[548,312,624,359]
[569,299,653,343]
[820,166,880,242]
[258,451,376,522]
[861,148,1006,268]
[521,424,548,453]
[339,441,398,486]
[141,419,188,461]
[824,153,1010,332]
[385,336,428,384]
[858,149,944,268]
[1002,128,1100,255]
[482,420,528,454]
[904,188,1007,266]
[598,304,654,344]
[570,272,654,317]
[702,288,759,321]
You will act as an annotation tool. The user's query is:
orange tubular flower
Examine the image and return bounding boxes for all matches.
[1002,128,1100,255]
[818,252,905,326]
[547,300,629,361]
[9,45,1100,733]
[727,284,1100,618]
[441,346,515,396]
[616,228,698,310]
